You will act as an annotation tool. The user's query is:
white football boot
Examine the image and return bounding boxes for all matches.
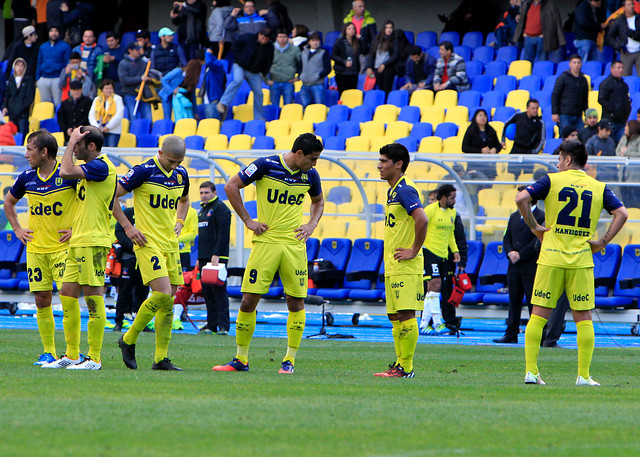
[576,375,600,386]
[66,357,102,370]
[41,355,83,369]
[524,371,546,385]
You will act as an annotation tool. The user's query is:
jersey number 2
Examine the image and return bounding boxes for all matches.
[557,187,592,228]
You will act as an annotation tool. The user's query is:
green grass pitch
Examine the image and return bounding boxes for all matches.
[1,329,640,457]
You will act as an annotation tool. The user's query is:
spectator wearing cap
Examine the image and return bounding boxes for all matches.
[36,27,70,107]
[57,79,92,143]
[587,119,618,182]
[599,60,631,143]
[552,126,579,154]
[4,25,40,80]
[400,46,437,94]
[58,51,89,102]
[223,0,268,36]
[72,29,104,97]
[136,29,155,59]
[151,27,187,76]
[102,33,126,93]
[170,0,208,59]
[579,108,600,144]
[118,41,152,121]
[299,31,331,107]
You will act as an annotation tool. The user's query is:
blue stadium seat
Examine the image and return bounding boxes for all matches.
[494,75,517,92]
[0,231,24,264]
[532,90,551,107]
[323,136,346,150]
[434,122,458,139]
[555,60,569,75]
[404,30,415,44]
[325,88,340,106]
[324,31,341,50]
[327,104,350,123]
[386,90,409,108]
[467,106,484,120]
[458,90,482,110]
[184,135,205,150]
[13,132,23,146]
[342,239,384,300]
[396,136,418,152]
[327,186,352,205]
[595,244,639,308]
[97,31,109,50]
[313,238,353,299]
[39,118,60,133]
[397,106,421,124]
[252,135,274,149]
[532,61,555,79]
[466,241,508,305]
[337,121,361,139]
[439,31,460,46]
[263,104,279,121]
[596,46,614,65]
[230,85,250,107]
[518,74,542,92]
[307,238,320,264]
[465,60,484,78]
[121,31,136,49]
[543,138,562,154]
[471,46,494,64]
[427,45,441,60]
[243,119,266,137]
[485,32,496,46]
[547,47,566,64]
[462,31,483,49]
[593,244,621,298]
[314,121,337,139]
[357,74,367,91]
[136,134,159,148]
[465,240,484,280]
[626,76,640,94]
[471,75,494,93]
[349,261,385,301]
[454,45,472,62]
[349,105,373,123]
[363,90,386,109]
[541,75,558,94]
[130,118,151,136]
[492,106,516,123]
[151,119,174,136]
[366,203,385,222]
[220,119,243,137]
[409,122,433,140]
[485,61,508,78]
[582,61,603,80]
[496,46,518,64]
[481,91,506,109]
[416,31,437,49]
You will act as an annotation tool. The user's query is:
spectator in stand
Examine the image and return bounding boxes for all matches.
[160,59,202,121]
[332,23,361,95]
[400,46,436,94]
[36,26,70,107]
[598,60,631,142]
[586,119,618,181]
[300,31,331,107]
[267,29,301,106]
[1,58,35,135]
[10,0,35,42]
[58,51,88,102]
[290,24,309,51]
[462,108,502,180]
[216,28,274,121]
[4,25,39,80]
[72,29,103,98]
[366,20,399,95]
[136,29,155,59]
[57,80,92,143]
[606,0,640,76]
[503,98,545,175]
[343,0,376,72]
[573,0,605,62]
[151,27,187,76]
[432,40,470,93]
[170,0,208,59]
[492,0,521,48]
[260,0,293,36]
[201,48,227,119]
[223,0,267,36]
[118,41,152,121]
[616,120,640,205]
[579,108,600,144]
[552,126,579,154]
[46,0,65,38]
[101,33,125,93]
[513,0,565,63]
[89,79,125,148]
[60,1,96,46]
[207,0,235,59]
[551,54,589,133]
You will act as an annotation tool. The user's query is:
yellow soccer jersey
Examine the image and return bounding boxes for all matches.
[424,201,458,259]
[238,154,322,244]
[384,176,424,276]
[10,163,76,253]
[526,169,623,268]
[118,156,190,252]
[70,153,117,248]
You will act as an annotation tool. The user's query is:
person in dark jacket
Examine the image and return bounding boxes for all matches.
[118,42,152,121]
[513,0,565,62]
[1,58,35,135]
[573,0,605,62]
[579,108,600,144]
[503,99,545,175]
[598,60,631,142]
[366,20,399,95]
[57,80,92,143]
[493,189,545,344]
[151,27,187,76]
[463,109,502,180]
[170,0,208,59]
[4,25,39,80]
[259,0,293,36]
[113,206,149,332]
[605,0,640,76]
[197,181,231,334]
[223,0,268,36]
[101,32,125,92]
[400,46,436,93]
[299,32,331,107]
[551,54,589,134]
[202,49,227,119]
[331,23,361,94]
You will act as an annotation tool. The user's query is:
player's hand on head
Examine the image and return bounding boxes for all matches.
[125,225,147,247]
[57,229,72,243]
[294,223,315,241]
[246,219,268,235]
[68,126,89,144]
[15,227,33,245]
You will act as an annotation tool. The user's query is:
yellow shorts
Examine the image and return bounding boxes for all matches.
[62,246,109,287]
[135,245,184,286]
[532,264,595,311]
[385,274,425,314]
[26,250,67,292]
[242,242,307,298]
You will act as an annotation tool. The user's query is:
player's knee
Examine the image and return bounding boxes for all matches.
[286,296,304,312]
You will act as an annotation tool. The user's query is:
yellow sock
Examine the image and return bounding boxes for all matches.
[399,318,419,373]
[86,295,106,362]
[576,320,595,379]
[123,291,165,345]
[525,314,547,375]
[235,310,256,364]
[36,306,57,358]
[60,295,81,360]
[153,293,175,363]
[391,320,402,366]
[284,310,306,364]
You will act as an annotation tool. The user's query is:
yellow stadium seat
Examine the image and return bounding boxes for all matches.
[360,121,385,138]
[369,136,389,152]
[30,102,54,121]
[385,121,412,140]
[151,103,163,122]
[228,134,252,150]
[477,206,512,234]
[588,91,601,117]
[266,119,291,137]
[584,74,591,88]
[433,90,458,108]
[444,106,469,125]
[442,136,463,154]
[196,118,221,137]
[345,136,370,152]
[489,121,504,139]
[303,104,328,123]
[246,88,271,106]
[158,134,172,148]
[204,134,229,150]
[51,131,65,146]
[340,89,363,108]
[372,104,399,123]
[118,133,136,147]
[507,60,532,79]
[409,89,434,108]
[34,87,41,105]
[420,106,445,124]
[173,118,197,138]
[121,118,130,134]
[478,188,502,207]
[232,104,254,122]
[505,90,530,111]
[418,136,442,153]
[335,201,363,214]
[274,135,297,150]
[279,103,304,122]
[290,120,314,137]
[457,121,471,137]
[294,80,302,92]
[500,188,518,206]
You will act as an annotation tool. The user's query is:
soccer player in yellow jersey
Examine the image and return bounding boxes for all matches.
[4,130,76,365]
[420,184,460,335]
[516,141,627,386]
[374,143,427,378]
[115,135,190,371]
[213,133,324,374]
[43,126,117,370]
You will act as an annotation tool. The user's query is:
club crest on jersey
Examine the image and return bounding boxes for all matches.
[55,177,62,186]
[177,174,183,184]
[301,173,308,181]
[245,163,258,177]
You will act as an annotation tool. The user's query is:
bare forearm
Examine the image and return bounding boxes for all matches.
[112,201,131,229]
[226,184,251,223]
[308,199,324,227]
[600,209,628,245]
[176,198,189,223]
[3,200,20,230]
[516,199,536,230]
